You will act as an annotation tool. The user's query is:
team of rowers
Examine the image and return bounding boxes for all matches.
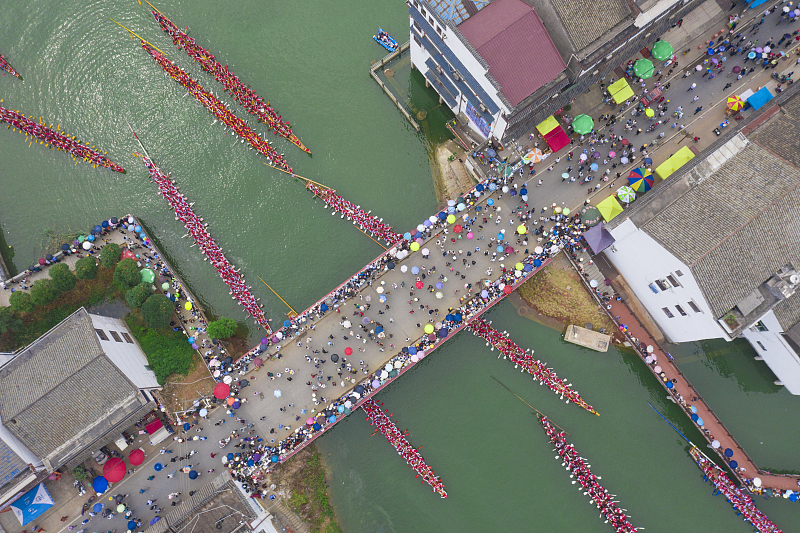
[0,54,21,78]
[307,182,403,244]
[0,105,124,172]
[141,155,270,329]
[140,43,293,173]
[150,11,310,155]
[541,416,638,533]
[690,448,782,533]
[468,318,597,414]
[362,398,447,498]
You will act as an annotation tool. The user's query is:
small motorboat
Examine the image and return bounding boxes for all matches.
[374,27,398,52]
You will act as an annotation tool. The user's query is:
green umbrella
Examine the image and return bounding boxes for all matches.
[572,114,594,135]
[633,58,654,79]
[141,268,155,284]
[616,185,636,203]
[651,41,673,62]
[579,205,601,227]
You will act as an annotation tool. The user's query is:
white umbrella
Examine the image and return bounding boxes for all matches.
[273,389,282,398]
[82,241,92,250]
[435,291,443,299]
[421,248,429,256]
[376,286,384,294]
[400,265,408,273]
[394,360,402,369]
[384,363,393,372]
[534,246,543,254]
[752,477,762,487]
[646,345,654,353]
[223,375,232,384]
[589,279,598,288]
[380,370,389,379]
[343,320,351,328]
[711,440,720,448]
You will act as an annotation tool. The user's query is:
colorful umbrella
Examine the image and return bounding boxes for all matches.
[579,205,602,227]
[572,114,594,135]
[651,40,673,61]
[627,168,654,192]
[633,58,654,79]
[726,95,744,111]
[616,186,636,203]
[522,148,544,164]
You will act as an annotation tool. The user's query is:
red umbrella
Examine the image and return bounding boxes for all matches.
[415,280,424,289]
[121,249,136,260]
[128,449,145,466]
[503,285,513,294]
[453,224,462,233]
[253,357,263,368]
[345,347,353,355]
[103,457,126,483]
[213,382,230,399]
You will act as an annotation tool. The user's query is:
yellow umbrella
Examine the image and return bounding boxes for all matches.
[515,262,524,271]
[517,224,527,234]
[410,242,420,251]
[185,302,192,310]
[446,214,456,224]
[596,195,624,221]
[645,108,655,118]
[726,95,744,111]
[424,324,434,334]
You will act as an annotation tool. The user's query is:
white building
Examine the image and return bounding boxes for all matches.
[600,94,800,394]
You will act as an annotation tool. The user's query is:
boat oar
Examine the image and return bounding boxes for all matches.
[491,375,569,435]
[647,402,693,446]
[109,18,166,55]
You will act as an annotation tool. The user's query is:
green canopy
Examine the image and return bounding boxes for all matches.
[572,114,594,135]
[651,40,673,61]
[633,58,654,79]
[141,268,155,284]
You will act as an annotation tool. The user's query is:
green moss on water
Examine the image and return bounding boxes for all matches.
[0,221,18,278]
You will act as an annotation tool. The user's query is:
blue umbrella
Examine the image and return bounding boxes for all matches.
[102,220,109,228]
[92,476,108,492]
[313,423,322,431]
[271,455,280,463]
[454,313,463,322]
[437,212,447,220]
[92,503,104,513]
[128,521,137,531]
[150,517,161,526]
[10,484,54,525]
[729,460,738,469]
[475,206,482,212]
[590,163,599,171]
[476,184,484,191]
[154,462,163,471]
[666,381,673,389]
[139,232,146,240]
[644,157,653,165]
[247,459,255,467]
[320,303,328,311]
[328,415,337,423]
[489,183,497,191]
[487,198,494,206]
[187,337,195,344]
[690,405,697,413]
[696,417,704,426]
[408,346,417,355]
[690,413,698,422]
[524,264,533,272]
[533,259,542,267]
[354,385,365,394]
[61,243,70,251]
[375,326,383,334]
[188,470,198,480]
[227,453,234,460]
[438,328,448,338]
[497,232,504,240]
[110,217,118,224]
[446,314,454,321]
[183,423,190,431]
[87,235,95,242]
[520,188,527,195]
[707,47,715,55]
[94,225,103,234]
[724,448,734,457]
[134,225,142,233]
[790,493,798,502]
[338,405,345,413]
[284,320,291,328]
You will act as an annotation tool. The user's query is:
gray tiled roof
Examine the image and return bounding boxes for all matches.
[642,143,800,318]
[773,294,800,331]
[549,0,631,51]
[0,308,144,467]
[0,440,27,488]
[748,94,800,168]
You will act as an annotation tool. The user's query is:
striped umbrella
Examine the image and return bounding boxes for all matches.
[627,168,654,192]
[726,95,745,111]
[616,185,637,203]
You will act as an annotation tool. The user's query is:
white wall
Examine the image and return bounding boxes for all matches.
[89,314,160,390]
[605,218,726,343]
[741,311,800,395]
[0,418,43,468]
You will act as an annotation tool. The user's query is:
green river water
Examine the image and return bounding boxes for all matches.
[1,1,798,531]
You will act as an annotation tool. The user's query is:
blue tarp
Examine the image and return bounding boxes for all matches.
[10,483,54,525]
[747,86,774,110]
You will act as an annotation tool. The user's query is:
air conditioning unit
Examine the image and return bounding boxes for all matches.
[436,65,443,75]
[479,103,487,113]
[452,70,461,81]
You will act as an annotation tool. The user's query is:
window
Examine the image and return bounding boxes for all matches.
[756,341,767,351]
[436,25,442,35]
[649,283,659,294]
[675,270,683,277]
[421,7,426,16]
[675,305,687,316]
[413,35,421,46]
[667,275,681,288]
[413,21,421,31]
[662,307,675,318]
[110,330,123,343]
[429,16,435,26]
[413,0,418,6]
[753,321,768,332]
[122,332,134,344]
[95,329,108,341]
[687,300,702,313]
[655,279,670,291]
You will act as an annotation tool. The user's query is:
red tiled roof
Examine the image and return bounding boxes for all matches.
[458,0,566,107]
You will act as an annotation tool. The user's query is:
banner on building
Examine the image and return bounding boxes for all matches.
[465,102,490,138]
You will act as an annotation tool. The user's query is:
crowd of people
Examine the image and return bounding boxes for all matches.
[0,105,124,172]
[362,398,447,497]
[150,11,310,155]
[140,43,293,173]
[141,155,270,328]
[690,447,782,533]
[541,416,638,533]
[307,182,403,244]
[467,318,597,414]
[0,54,21,78]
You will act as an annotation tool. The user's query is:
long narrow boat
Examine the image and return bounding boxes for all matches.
[1,103,123,172]
[145,2,311,156]
[689,447,782,533]
[0,54,22,80]
[136,40,293,173]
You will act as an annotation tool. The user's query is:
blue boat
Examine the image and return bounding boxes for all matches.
[374,27,398,52]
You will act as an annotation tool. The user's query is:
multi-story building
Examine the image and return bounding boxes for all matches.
[409,0,706,142]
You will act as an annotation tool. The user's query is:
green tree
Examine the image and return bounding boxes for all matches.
[114,258,141,291]
[100,243,122,268]
[30,279,58,306]
[0,307,22,334]
[72,465,88,482]
[207,317,236,339]
[49,263,77,293]
[141,294,174,328]
[9,291,34,313]
[75,256,98,280]
[126,282,153,309]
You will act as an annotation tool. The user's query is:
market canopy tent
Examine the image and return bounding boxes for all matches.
[607,78,635,104]
[583,223,616,254]
[596,195,624,221]
[544,127,570,152]
[10,483,54,525]
[747,86,774,110]
[655,146,695,180]
[536,115,560,136]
